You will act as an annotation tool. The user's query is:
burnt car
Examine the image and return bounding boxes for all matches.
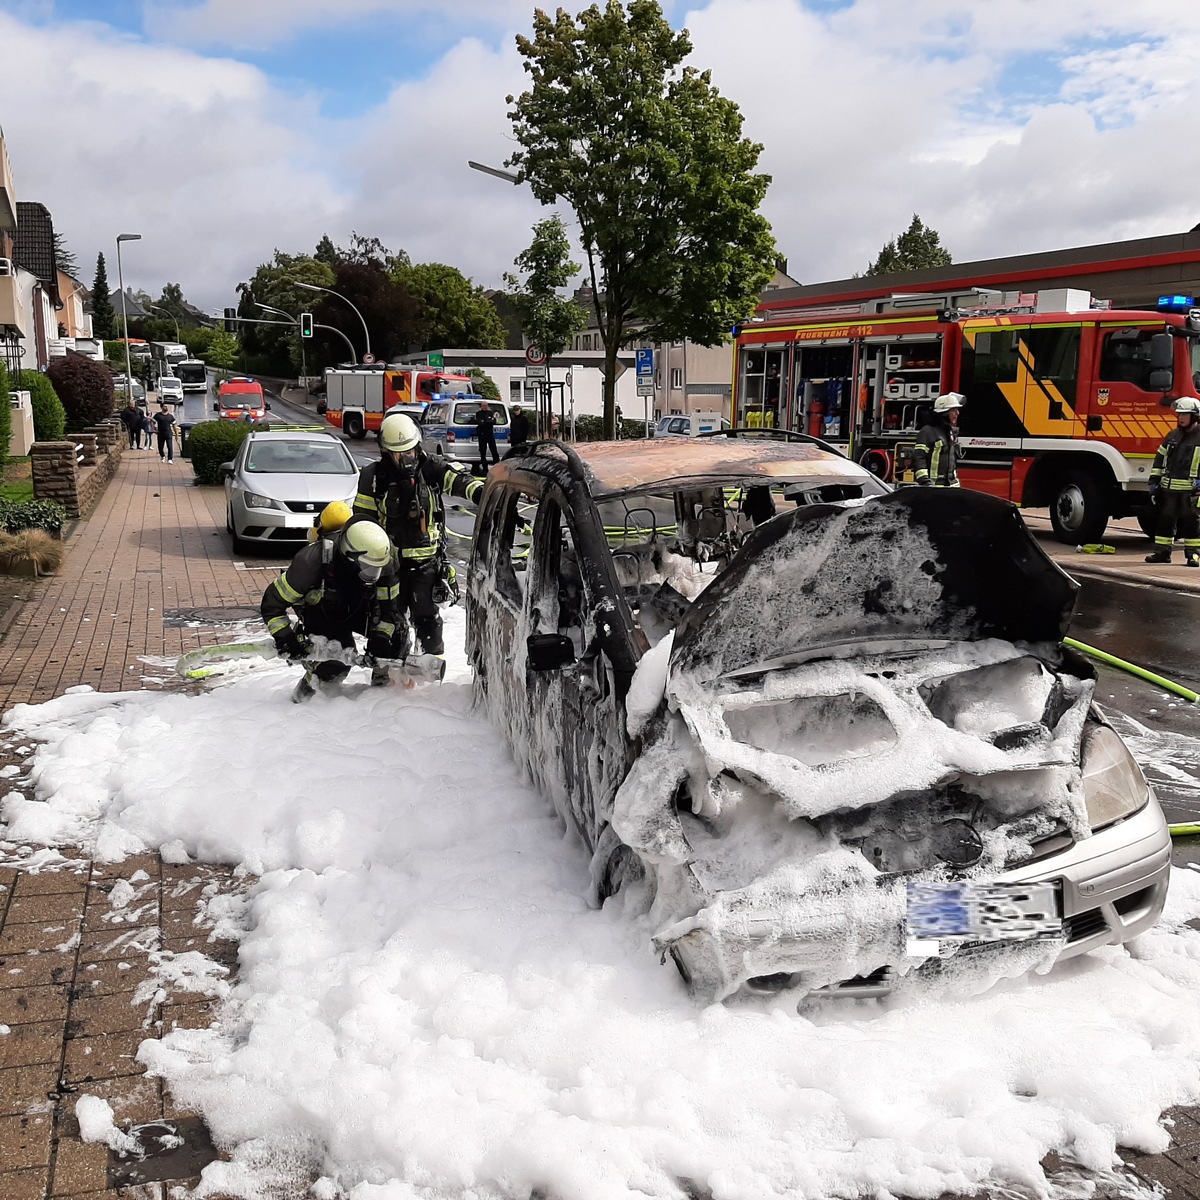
[464,439,1170,1001]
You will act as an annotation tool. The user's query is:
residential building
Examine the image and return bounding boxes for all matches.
[12,200,61,372]
[0,126,25,376]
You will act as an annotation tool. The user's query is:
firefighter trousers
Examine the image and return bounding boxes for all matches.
[396,560,443,655]
[1153,490,1200,553]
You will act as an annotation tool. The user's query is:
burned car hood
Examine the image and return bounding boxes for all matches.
[670,489,1078,682]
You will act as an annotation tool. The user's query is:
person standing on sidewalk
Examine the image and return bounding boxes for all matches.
[153,402,178,462]
[474,400,500,472]
[1146,397,1200,566]
[119,401,142,449]
[504,404,532,459]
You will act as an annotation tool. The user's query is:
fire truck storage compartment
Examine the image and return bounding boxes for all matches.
[796,345,854,440]
[876,338,942,433]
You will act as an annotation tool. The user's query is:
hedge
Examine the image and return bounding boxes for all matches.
[17,371,67,442]
[0,498,67,538]
[188,420,256,485]
[46,356,115,432]
[571,415,653,442]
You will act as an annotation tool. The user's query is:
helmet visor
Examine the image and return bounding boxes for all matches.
[357,562,383,583]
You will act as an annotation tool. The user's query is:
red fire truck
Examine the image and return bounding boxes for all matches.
[322,366,476,439]
[733,288,1200,542]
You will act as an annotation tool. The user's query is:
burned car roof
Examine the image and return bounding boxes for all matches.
[521,438,875,499]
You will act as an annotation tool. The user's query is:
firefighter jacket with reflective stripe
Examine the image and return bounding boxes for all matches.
[912,420,960,487]
[353,455,482,564]
[261,538,401,639]
[1149,423,1200,491]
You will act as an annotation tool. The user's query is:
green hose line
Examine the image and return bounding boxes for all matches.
[1168,823,1200,838]
[1063,637,1200,703]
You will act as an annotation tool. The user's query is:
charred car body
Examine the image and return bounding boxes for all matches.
[464,438,1170,1001]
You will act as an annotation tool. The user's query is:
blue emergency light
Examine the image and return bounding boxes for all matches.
[1158,295,1196,312]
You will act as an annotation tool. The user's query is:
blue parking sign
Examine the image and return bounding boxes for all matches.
[636,347,654,377]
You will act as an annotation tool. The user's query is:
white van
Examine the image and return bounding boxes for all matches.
[654,412,730,437]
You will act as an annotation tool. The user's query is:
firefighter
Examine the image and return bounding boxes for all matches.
[306,500,353,544]
[353,411,484,655]
[261,519,406,703]
[1145,397,1200,566]
[912,393,964,487]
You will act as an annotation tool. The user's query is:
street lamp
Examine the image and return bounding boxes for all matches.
[294,282,372,363]
[115,233,141,401]
[467,160,521,185]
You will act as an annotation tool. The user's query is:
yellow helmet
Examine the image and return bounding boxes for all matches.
[380,411,422,453]
[307,500,353,542]
[340,520,392,569]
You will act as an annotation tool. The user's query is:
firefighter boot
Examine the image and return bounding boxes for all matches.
[291,670,317,704]
[1145,548,1172,563]
[370,663,391,687]
[1187,553,1200,569]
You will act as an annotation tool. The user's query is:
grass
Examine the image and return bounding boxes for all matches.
[0,457,33,502]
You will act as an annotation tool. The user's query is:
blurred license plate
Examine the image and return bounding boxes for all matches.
[906,881,1062,942]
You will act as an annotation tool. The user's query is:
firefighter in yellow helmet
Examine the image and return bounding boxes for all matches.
[261,519,407,702]
[912,393,964,487]
[1146,396,1200,566]
[352,411,483,655]
[306,500,353,544]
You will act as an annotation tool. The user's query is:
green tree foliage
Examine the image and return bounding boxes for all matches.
[90,253,115,340]
[865,214,953,275]
[46,356,115,432]
[18,371,67,442]
[0,359,10,463]
[393,261,507,351]
[237,252,338,375]
[314,234,339,266]
[464,367,500,400]
[508,0,776,437]
[53,232,78,278]
[205,330,240,369]
[503,216,586,362]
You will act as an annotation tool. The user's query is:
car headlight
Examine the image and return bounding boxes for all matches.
[242,491,284,511]
[1081,724,1150,830]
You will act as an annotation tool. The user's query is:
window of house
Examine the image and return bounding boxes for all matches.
[670,368,683,390]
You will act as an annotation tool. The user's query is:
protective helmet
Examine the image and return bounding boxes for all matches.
[340,520,392,571]
[1174,397,1200,416]
[380,411,421,453]
[933,392,965,414]
[307,500,353,543]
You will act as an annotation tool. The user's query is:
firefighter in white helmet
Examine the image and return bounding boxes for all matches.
[1146,396,1200,566]
[353,411,483,655]
[261,519,406,702]
[912,393,964,487]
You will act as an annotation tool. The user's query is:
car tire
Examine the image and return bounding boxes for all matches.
[1049,470,1110,545]
[344,414,365,440]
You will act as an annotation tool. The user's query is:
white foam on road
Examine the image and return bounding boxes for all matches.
[2,608,1200,1199]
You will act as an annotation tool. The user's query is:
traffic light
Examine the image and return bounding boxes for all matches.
[300,311,314,338]
[223,307,236,333]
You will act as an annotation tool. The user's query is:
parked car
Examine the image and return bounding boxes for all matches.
[157,376,184,403]
[220,430,359,554]
[113,375,147,405]
[215,377,269,422]
[421,397,509,467]
[654,413,730,437]
[464,438,1170,1002]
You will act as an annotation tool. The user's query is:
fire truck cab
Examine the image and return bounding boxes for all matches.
[734,288,1200,543]
[323,365,476,439]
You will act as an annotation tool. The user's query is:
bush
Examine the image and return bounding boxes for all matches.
[0,498,67,537]
[188,420,255,485]
[0,359,11,464]
[46,356,115,432]
[0,529,64,575]
[17,371,67,442]
[572,414,653,441]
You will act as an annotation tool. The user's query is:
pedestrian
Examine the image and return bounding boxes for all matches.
[261,519,406,702]
[912,393,964,487]
[1145,397,1200,566]
[548,413,561,439]
[119,401,141,449]
[153,402,178,462]
[141,409,155,452]
[474,400,500,472]
[352,411,483,657]
[505,404,532,458]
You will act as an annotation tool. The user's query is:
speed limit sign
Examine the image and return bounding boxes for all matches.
[524,343,548,367]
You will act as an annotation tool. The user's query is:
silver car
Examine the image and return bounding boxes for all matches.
[221,430,359,555]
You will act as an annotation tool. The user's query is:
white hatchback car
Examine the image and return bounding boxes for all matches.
[221,430,359,555]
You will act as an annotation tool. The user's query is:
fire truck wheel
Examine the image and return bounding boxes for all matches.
[1049,470,1109,545]
[343,414,365,440]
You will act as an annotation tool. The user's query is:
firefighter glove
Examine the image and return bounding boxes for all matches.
[367,629,393,659]
[273,626,309,662]
[1149,481,1160,498]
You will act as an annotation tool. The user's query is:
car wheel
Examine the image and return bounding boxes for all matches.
[1049,470,1110,545]
[344,414,365,440]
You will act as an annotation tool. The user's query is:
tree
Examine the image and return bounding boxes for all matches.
[157,282,188,328]
[393,261,507,351]
[90,253,115,340]
[508,0,776,437]
[503,216,586,363]
[46,356,114,432]
[205,330,240,370]
[314,234,339,266]
[18,370,66,442]
[237,252,338,374]
[464,367,500,400]
[864,214,952,276]
[53,233,78,279]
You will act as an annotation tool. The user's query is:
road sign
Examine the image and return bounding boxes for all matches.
[362,353,376,365]
[428,351,444,369]
[525,363,548,380]
[636,383,654,397]
[525,343,548,367]
[597,359,627,380]
[636,347,654,377]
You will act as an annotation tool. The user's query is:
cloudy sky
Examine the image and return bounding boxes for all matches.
[1,0,1196,313]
